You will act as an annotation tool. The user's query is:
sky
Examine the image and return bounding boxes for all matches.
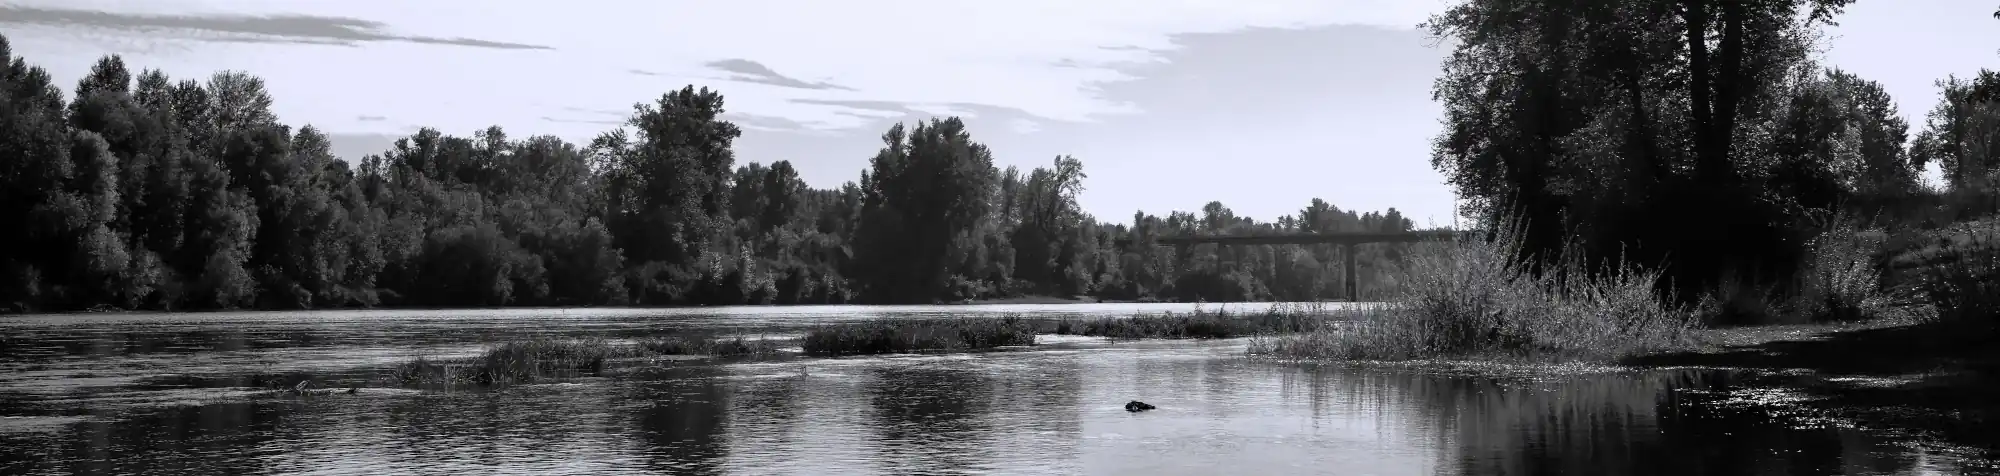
[1,0,1994,227]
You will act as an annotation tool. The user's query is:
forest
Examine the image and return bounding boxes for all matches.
[7,0,1999,319]
[0,33,1423,312]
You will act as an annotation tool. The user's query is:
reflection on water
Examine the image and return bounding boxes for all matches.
[0,305,1986,475]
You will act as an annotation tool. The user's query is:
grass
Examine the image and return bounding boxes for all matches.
[1044,302,1344,339]
[637,334,791,357]
[1791,223,1899,323]
[1248,222,1696,363]
[1896,219,2000,332]
[383,305,1344,386]
[392,337,628,386]
[798,316,1038,356]
[392,333,790,386]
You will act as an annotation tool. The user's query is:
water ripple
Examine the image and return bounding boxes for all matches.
[0,304,1987,475]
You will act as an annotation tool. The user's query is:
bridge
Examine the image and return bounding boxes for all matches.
[1113,230,1461,300]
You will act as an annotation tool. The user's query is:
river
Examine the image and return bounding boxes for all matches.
[0,303,1985,475]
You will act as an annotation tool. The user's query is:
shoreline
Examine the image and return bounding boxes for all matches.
[1625,320,2000,457]
[6,296,1201,316]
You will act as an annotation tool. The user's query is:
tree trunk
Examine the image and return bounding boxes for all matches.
[1684,0,1713,177]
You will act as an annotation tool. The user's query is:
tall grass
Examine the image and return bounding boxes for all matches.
[798,316,1039,356]
[1249,223,1694,362]
[393,333,790,386]
[1046,302,1341,339]
[638,334,790,357]
[1792,223,1896,323]
[1898,220,2000,332]
[392,337,628,386]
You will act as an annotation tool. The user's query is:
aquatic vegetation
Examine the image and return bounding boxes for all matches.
[1046,302,1344,339]
[1248,224,1695,362]
[798,316,1038,356]
[392,337,627,386]
[393,333,790,386]
[638,334,790,357]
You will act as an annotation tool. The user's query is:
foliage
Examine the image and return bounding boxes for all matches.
[0,33,1426,312]
[1248,222,1695,362]
[1422,0,1996,327]
[1792,224,1896,322]
[1895,220,2000,332]
[390,334,786,386]
[392,337,623,386]
[637,334,788,357]
[797,317,1039,356]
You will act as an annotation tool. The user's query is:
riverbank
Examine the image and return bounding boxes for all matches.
[958,295,1108,305]
[4,295,1185,315]
[384,303,1346,384]
[1626,319,2000,456]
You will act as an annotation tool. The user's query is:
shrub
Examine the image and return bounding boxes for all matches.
[1792,223,1895,322]
[638,334,788,357]
[394,333,789,387]
[393,337,626,386]
[799,316,1037,356]
[1906,221,2000,332]
[1249,222,1693,362]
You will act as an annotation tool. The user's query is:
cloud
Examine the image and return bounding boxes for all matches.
[1,0,1445,143]
[0,5,554,50]
[790,98,920,115]
[701,59,856,91]
[356,115,387,122]
[538,116,623,126]
[724,112,831,132]
[786,98,1059,126]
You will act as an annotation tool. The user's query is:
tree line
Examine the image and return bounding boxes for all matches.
[0,33,1422,312]
[1427,0,1998,322]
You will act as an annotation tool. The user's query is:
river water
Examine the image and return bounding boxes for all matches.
[0,303,1984,475]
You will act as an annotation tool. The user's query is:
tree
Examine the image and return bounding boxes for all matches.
[1425,0,1866,308]
[0,29,1436,311]
[852,118,998,303]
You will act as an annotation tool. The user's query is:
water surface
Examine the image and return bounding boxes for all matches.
[0,304,1984,475]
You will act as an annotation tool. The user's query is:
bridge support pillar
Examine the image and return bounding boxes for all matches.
[1343,243,1358,301]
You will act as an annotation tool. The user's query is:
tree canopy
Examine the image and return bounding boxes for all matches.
[1426,0,1994,317]
[0,33,1423,312]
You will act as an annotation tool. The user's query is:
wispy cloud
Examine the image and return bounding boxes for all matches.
[701,59,856,91]
[0,5,553,50]
[724,112,831,132]
[538,116,623,126]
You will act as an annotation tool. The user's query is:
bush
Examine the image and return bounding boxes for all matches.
[394,333,790,386]
[1249,223,1694,362]
[799,316,1038,356]
[1792,223,1895,322]
[638,334,788,357]
[1904,221,2000,332]
[393,337,626,386]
